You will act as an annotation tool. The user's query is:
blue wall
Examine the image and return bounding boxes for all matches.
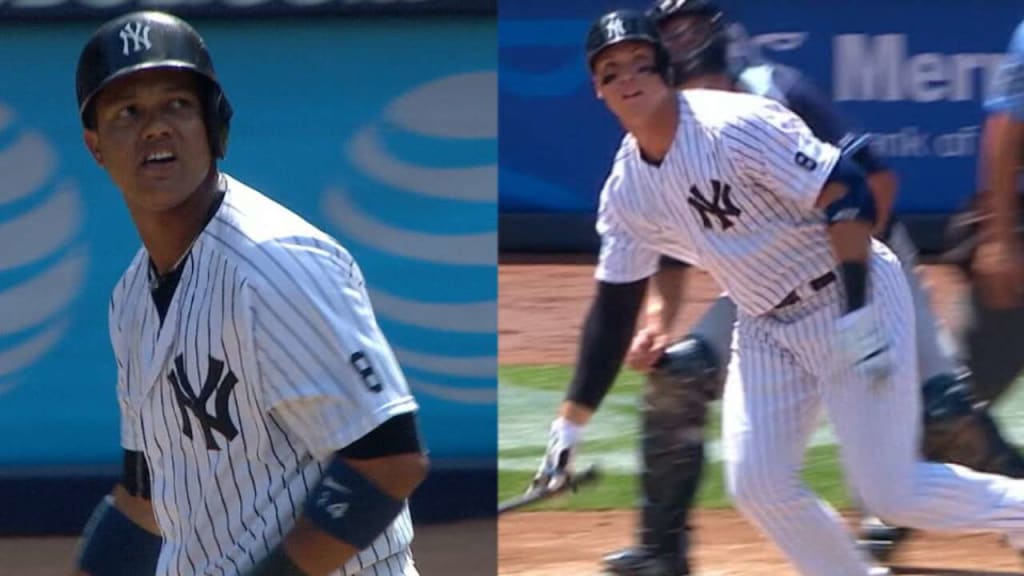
[0,18,496,476]
[500,0,1022,216]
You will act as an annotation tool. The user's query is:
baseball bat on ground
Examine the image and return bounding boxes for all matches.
[498,464,602,515]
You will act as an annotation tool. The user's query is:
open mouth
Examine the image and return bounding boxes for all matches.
[142,151,177,166]
[623,90,643,100]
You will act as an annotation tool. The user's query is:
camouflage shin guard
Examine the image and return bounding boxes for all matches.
[922,372,1024,478]
[638,338,719,563]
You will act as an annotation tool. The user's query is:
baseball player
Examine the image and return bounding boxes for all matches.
[532,9,1024,576]
[69,12,427,576]
[582,2,1024,574]
[955,17,1024,398]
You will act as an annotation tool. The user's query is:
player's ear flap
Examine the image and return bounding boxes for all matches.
[83,131,103,165]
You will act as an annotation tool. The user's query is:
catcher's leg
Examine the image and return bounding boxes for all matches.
[604,296,732,576]
[921,372,1024,478]
[603,336,721,576]
[963,286,1024,404]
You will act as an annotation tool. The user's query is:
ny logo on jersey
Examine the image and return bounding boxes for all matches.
[119,22,152,56]
[688,179,741,230]
[168,354,239,450]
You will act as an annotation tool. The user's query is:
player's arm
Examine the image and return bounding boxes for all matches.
[558,278,649,425]
[647,256,687,335]
[557,174,659,425]
[980,112,1024,243]
[246,250,426,575]
[527,276,647,495]
[625,256,688,372]
[71,451,161,576]
[975,24,1024,307]
[781,69,897,235]
[835,133,897,238]
[252,415,428,576]
[814,149,875,312]
[812,138,898,380]
[531,174,658,493]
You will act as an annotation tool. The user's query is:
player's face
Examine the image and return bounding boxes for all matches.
[592,42,669,123]
[659,14,713,63]
[84,68,212,214]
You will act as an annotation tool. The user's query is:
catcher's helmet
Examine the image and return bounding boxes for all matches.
[646,0,729,85]
[585,9,670,78]
[76,11,233,158]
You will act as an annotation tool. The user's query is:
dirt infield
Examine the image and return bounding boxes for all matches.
[498,259,1019,575]
[499,510,1022,575]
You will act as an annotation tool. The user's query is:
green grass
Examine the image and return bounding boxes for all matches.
[497,444,851,511]
[499,365,868,512]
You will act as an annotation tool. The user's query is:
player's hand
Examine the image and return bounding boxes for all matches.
[625,325,670,372]
[836,306,892,386]
[973,238,1024,309]
[529,417,582,494]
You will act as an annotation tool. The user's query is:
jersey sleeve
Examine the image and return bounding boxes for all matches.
[250,244,418,459]
[593,168,660,283]
[721,98,840,210]
[985,21,1024,120]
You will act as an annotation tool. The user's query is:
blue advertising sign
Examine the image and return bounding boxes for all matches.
[500,0,1022,216]
[0,18,496,466]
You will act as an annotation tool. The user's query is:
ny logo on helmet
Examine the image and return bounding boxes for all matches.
[119,22,152,56]
[606,17,627,39]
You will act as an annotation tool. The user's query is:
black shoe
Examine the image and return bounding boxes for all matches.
[602,547,690,576]
[857,516,911,563]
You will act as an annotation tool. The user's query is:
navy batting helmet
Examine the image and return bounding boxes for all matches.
[584,9,670,78]
[76,11,233,159]
[646,0,729,85]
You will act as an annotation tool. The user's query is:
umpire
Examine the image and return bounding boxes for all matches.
[965,17,1024,399]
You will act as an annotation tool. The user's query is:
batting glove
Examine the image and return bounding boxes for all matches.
[836,305,893,386]
[529,417,582,494]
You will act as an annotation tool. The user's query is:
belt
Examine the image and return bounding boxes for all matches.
[773,271,837,309]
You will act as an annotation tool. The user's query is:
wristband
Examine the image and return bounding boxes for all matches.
[839,261,868,312]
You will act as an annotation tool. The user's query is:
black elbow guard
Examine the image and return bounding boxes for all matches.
[824,154,876,226]
[839,132,887,174]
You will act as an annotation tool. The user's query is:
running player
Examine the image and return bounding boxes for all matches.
[532,9,1024,576]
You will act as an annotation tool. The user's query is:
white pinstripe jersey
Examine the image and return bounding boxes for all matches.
[109,174,420,576]
[595,89,841,316]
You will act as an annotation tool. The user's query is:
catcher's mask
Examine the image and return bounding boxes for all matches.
[647,0,729,86]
